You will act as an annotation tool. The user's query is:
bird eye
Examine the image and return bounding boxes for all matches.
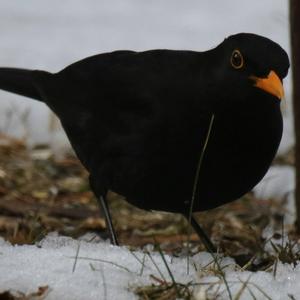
[230,50,244,69]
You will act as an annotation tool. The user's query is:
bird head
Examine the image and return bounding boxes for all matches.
[210,33,290,109]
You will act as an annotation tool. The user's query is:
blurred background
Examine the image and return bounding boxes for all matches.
[0,0,295,259]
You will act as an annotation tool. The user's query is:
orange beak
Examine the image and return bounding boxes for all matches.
[250,70,284,100]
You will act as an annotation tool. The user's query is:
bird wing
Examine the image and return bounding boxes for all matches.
[43,50,213,207]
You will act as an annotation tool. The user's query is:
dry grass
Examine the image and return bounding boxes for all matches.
[0,286,49,300]
[0,134,299,299]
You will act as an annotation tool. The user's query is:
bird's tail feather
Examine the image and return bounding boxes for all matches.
[0,67,51,101]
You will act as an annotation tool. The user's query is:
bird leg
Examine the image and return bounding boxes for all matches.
[97,195,119,246]
[190,216,216,253]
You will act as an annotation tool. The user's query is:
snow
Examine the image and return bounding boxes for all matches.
[255,166,295,201]
[0,234,300,300]
[254,165,296,225]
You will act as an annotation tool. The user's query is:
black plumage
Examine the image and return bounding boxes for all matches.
[0,33,290,248]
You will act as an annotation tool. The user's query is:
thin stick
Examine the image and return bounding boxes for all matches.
[146,251,167,283]
[187,114,215,272]
[188,114,215,226]
[72,242,81,273]
[69,256,134,273]
[186,114,233,300]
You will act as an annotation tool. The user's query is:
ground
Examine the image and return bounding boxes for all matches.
[0,133,299,300]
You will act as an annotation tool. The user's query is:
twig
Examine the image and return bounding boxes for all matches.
[72,242,80,273]
[187,114,215,273]
[68,255,134,273]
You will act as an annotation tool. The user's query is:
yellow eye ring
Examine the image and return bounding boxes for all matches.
[230,49,244,69]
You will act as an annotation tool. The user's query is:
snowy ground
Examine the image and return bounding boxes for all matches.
[0,1,297,299]
[0,234,300,300]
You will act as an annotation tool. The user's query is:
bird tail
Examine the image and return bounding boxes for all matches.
[0,67,52,101]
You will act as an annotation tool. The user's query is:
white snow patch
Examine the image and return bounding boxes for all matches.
[1,235,300,300]
[254,166,295,224]
[255,166,295,201]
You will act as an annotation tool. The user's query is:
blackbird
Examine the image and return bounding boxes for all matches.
[0,33,289,250]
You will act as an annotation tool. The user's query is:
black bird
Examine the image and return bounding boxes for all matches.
[0,33,289,250]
